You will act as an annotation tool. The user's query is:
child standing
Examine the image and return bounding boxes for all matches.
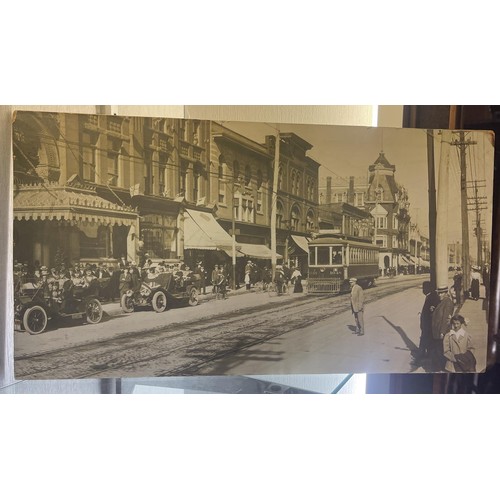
[443,314,476,373]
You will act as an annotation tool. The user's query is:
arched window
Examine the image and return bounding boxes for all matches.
[218,154,226,179]
[293,170,300,195]
[233,160,240,182]
[244,164,251,186]
[276,200,284,229]
[290,205,300,231]
[278,167,283,190]
[256,169,263,189]
[306,209,315,231]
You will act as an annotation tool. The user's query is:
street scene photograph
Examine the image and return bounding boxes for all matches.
[12,111,495,379]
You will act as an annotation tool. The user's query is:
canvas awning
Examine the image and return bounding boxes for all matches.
[291,235,309,254]
[183,209,236,251]
[236,243,282,259]
[400,255,412,265]
[13,184,138,226]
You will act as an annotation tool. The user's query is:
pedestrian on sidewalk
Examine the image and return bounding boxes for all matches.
[411,281,440,365]
[443,314,476,373]
[430,285,455,371]
[470,266,481,301]
[453,267,463,306]
[349,278,365,336]
[483,264,491,300]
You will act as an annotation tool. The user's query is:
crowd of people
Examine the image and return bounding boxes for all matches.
[14,257,306,305]
[411,274,481,373]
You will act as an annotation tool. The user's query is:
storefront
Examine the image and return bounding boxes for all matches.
[13,183,139,268]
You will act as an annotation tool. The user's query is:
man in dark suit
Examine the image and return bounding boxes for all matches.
[411,281,440,365]
[430,285,455,371]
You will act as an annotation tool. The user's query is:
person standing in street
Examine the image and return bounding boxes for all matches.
[349,278,365,336]
[411,281,440,365]
[430,285,455,371]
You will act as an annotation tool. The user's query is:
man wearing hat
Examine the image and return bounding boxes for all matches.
[430,285,455,371]
[349,277,365,336]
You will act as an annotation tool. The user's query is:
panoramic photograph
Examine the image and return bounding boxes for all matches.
[12,111,495,379]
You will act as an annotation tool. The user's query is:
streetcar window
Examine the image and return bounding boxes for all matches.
[331,246,343,265]
[309,249,315,266]
[317,246,330,265]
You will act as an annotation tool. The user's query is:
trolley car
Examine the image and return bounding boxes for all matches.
[307,236,379,294]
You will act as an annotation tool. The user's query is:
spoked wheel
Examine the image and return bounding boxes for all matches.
[23,306,48,335]
[188,287,199,306]
[86,298,103,324]
[152,290,167,313]
[120,293,134,313]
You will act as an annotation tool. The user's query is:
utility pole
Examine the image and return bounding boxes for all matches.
[270,127,280,280]
[451,131,476,288]
[467,179,487,269]
[427,129,437,289]
[413,207,420,274]
[436,130,451,288]
[231,181,237,290]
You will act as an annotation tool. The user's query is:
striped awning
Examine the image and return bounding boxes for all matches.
[291,235,309,254]
[236,243,282,259]
[13,184,138,226]
[183,208,237,251]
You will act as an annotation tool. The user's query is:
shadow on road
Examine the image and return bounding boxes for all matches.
[379,315,418,354]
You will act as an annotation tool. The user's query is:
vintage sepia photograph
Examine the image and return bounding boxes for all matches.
[12,111,495,379]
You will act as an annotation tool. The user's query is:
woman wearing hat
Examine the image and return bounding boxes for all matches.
[470,266,481,301]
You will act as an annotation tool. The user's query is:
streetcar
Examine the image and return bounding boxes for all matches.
[307,235,379,294]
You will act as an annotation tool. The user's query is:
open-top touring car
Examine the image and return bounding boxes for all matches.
[14,277,103,335]
[120,268,200,313]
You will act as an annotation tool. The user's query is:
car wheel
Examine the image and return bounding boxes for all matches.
[86,298,103,324]
[152,291,167,313]
[23,306,48,335]
[188,287,199,306]
[120,293,134,313]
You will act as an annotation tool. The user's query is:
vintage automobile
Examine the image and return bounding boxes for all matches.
[14,278,104,335]
[120,270,200,313]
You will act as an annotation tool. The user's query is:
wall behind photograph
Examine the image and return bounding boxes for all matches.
[0,105,403,393]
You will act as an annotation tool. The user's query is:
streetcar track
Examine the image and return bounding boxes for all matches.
[16,298,343,378]
[15,277,423,379]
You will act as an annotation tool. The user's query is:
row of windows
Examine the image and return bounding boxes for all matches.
[375,235,400,249]
[349,247,378,265]
[375,214,399,230]
[308,245,378,266]
[218,157,265,189]
[327,191,365,206]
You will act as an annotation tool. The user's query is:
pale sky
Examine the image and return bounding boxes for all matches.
[223,121,494,252]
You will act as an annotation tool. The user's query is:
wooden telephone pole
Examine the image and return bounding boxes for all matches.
[270,127,280,280]
[427,130,437,289]
[435,130,452,288]
[451,131,477,288]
